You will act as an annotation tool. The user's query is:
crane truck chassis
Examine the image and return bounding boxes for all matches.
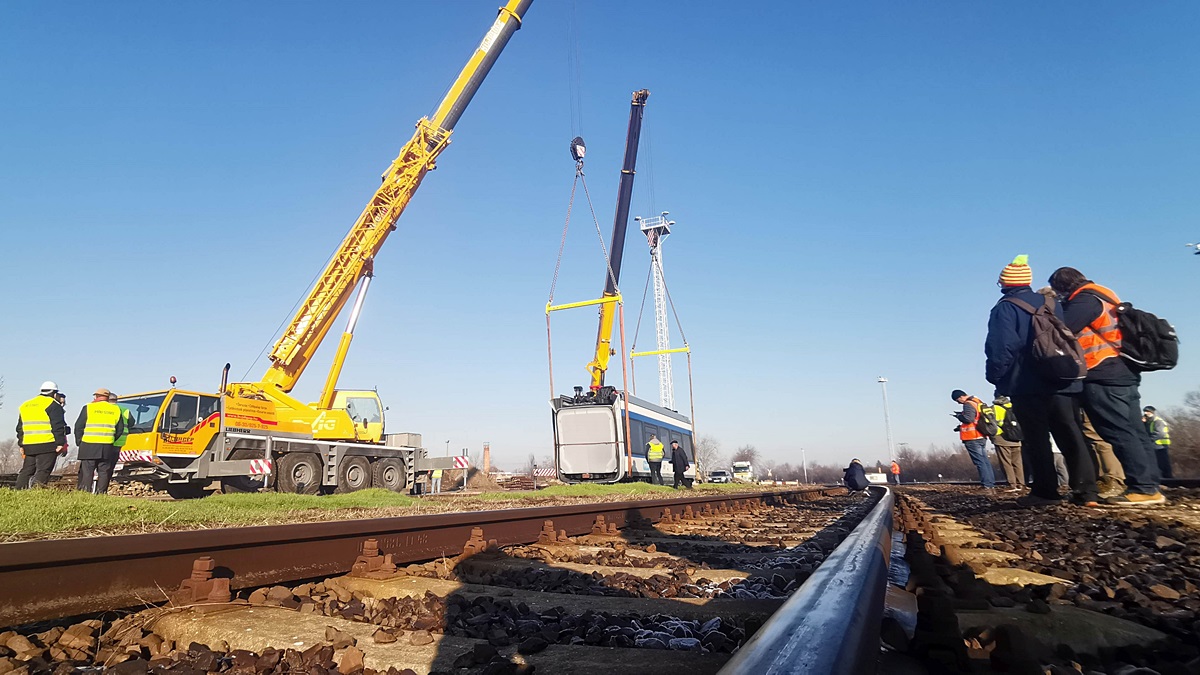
[113,375,458,499]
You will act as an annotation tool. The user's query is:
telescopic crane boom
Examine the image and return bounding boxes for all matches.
[234,0,532,440]
[585,89,650,392]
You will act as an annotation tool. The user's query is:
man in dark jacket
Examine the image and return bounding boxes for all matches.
[669,440,691,489]
[75,387,126,494]
[843,459,869,491]
[1050,267,1163,506]
[985,256,1098,507]
[15,381,69,489]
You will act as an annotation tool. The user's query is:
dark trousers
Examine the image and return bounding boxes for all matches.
[1012,393,1097,501]
[16,451,57,489]
[1155,447,1173,479]
[673,467,688,489]
[648,461,663,485]
[79,451,116,494]
[1082,383,1160,495]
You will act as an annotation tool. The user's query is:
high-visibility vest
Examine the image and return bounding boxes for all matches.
[890,462,900,475]
[432,469,443,479]
[1069,282,1122,370]
[1148,417,1171,446]
[18,395,58,445]
[114,408,134,447]
[959,397,984,442]
[81,401,122,444]
[647,440,664,462]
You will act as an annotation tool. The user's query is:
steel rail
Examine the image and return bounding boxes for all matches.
[0,488,837,627]
[717,486,894,675]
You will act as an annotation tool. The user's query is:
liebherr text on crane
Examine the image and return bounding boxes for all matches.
[112,0,533,498]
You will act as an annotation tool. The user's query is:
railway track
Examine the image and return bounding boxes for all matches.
[0,486,896,674]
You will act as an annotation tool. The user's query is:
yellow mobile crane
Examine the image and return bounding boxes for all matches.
[113,0,532,498]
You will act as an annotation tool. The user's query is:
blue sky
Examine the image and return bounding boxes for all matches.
[1,1,1197,470]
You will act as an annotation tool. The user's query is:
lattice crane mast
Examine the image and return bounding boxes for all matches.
[635,212,677,409]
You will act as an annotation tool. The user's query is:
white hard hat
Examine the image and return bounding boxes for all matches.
[39,380,59,392]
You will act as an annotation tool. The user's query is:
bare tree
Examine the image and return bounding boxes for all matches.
[0,438,20,474]
[731,445,760,465]
[693,434,724,478]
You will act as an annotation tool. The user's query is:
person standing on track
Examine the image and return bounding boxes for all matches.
[1083,410,1125,497]
[669,440,691,489]
[15,381,69,489]
[75,388,125,494]
[430,468,443,494]
[889,460,901,485]
[646,435,665,485]
[951,389,996,489]
[985,256,1098,507]
[1142,406,1173,479]
[1049,267,1164,506]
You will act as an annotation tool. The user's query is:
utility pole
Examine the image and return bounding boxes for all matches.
[801,446,808,484]
[636,212,677,409]
[877,377,895,463]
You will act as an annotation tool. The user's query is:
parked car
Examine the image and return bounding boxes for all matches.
[708,470,731,484]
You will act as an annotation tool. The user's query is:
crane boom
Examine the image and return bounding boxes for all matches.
[586,89,650,391]
[260,0,532,394]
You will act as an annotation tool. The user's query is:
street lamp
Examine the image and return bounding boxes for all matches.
[801,446,808,484]
[878,377,895,463]
[445,440,450,457]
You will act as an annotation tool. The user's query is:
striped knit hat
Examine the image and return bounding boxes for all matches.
[999,254,1033,287]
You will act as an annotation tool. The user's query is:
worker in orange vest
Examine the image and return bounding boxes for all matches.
[951,389,996,488]
[889,460,901,485]
[1050,267,1164,506]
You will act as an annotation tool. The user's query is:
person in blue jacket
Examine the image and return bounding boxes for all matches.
[843,459,870,491]
[985,255,1098,507]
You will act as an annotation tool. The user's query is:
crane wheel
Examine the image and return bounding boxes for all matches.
[278,453,322,495]
[371,458,408,493]
[335,456,373,493]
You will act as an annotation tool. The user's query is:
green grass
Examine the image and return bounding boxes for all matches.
[470,481,769,501]
[0,482,777,538]
[0,488,416,537]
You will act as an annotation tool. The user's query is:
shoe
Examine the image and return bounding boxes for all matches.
[1016,494,1063,507]
[1068,493,1101,507]
[1103,491,1167,506]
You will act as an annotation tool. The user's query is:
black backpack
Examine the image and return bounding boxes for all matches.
[1003,295,1088,381]
[997,405,1024,442]
[1083,290,1179,372]
[975,405,1000,438]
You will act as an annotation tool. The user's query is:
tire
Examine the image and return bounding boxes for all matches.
[221,475,266,493]
[371,458,407,493]
[164,481,209,500]
[277,453,322,495]
[335,456,372,493]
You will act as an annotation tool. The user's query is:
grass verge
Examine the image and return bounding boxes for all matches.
[0,488,416,538]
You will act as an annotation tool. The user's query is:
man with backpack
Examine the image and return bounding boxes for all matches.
[1049,267,1164,506]
[951,389,996,489]
[990,396,1025,492]
[985,255,1099,507]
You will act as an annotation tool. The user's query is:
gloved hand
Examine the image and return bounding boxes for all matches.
[953,425,961,432]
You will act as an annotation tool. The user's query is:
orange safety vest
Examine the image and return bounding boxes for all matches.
[959,397,984,442]
[890,462,900,475]
[1069,282,1122,370]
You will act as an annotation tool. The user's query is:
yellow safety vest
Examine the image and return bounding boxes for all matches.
[114,408,134,447]
[647,440,664,462]
[18,395,57,445]
[81,401,122,445]
[432,469,443,479]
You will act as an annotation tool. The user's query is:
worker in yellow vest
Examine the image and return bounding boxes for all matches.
[1142,406,1172,479]
[15,381,69,489]
[75,388,126,494]
[431,468,443,494]
[646,435,665,485]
